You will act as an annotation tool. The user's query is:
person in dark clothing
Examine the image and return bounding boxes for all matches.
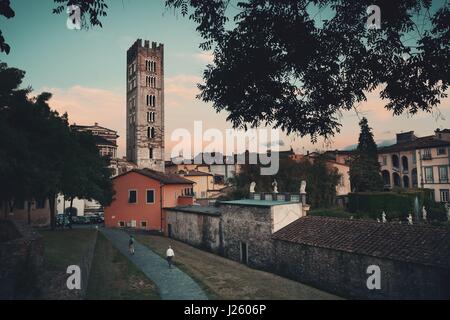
[129,235,135,255]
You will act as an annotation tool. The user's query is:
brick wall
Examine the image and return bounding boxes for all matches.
[273,239,450,299]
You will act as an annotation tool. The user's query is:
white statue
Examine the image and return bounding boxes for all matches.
[300,180,307,194]
[422,206,427,221]
[249,181,256,193]
[272,179,278,193]
[407,213,413,225]
[382,211,387,223]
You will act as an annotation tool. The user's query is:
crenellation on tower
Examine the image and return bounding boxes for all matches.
[126,39,165,172]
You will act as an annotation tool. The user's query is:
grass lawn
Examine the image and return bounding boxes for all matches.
[86,233,160,300]
[136,234,341,300]
[40,228,97,271]
[39,228,97,299]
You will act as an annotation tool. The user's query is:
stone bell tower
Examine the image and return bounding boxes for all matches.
[126,39,165,172]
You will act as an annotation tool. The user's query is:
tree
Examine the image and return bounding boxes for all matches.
[227,155,341,208]
[165,0,449,141]
[0,62,114,229]
[349,117,383,192]
[3,0,448,141]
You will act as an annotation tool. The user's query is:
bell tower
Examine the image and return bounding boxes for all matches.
[126,39,165,172]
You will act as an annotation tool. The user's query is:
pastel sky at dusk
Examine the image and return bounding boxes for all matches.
[1,0,449,159]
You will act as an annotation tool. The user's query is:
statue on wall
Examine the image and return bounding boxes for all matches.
[422,206,427,221]
[249,181,256,193]
[382,211,387,223]
[407,213,413,225]
[300,180,307,194]
[272,179,278,193]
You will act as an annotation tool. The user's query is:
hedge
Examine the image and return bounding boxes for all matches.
[348,189,435,221]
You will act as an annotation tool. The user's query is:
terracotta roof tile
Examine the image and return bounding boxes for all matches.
[272,216,450,269]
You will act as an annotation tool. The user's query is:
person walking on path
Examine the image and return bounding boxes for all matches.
[166,245,175,268]
[129,235,135,255]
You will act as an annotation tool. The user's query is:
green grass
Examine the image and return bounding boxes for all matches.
[40,228,97,271]
[308,207,353,219]
[86,233,160,300]
[136,234,341,300]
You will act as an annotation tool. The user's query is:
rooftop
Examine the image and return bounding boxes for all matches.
[219,199,298,207]
[183,170,213,177]
[378,135,450,153]
[272,216,450,269]
[164,205,221,216]
[114,168,194,185]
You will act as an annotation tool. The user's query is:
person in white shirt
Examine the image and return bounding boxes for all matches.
[166,245,175,268]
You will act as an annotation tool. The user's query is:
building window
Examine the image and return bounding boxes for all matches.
[146,189,155,204]
[147,127,151,138]
[424,167,434,183]
[440,189,449,202]
[382,156,387,166]
[36,198,46,209]
[128,190,137,204]
[439,166,448,183]
[437,147,447,155]
[119,221,125,227]
[147,112,155,123]
[422,149,432,160]
[412,152,417,164]
[149,148,153,159]
[151,127,155,138]
[141,221,148,229]
[146,95,156,107]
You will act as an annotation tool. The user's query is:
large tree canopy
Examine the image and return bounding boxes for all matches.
[1,0,448,141]
[165,0,449,141]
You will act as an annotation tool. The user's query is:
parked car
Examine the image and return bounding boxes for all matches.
[73,216,91,225]
[88,214,104,224]
[56,214,70,227]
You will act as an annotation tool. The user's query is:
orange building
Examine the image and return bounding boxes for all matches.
[104,168,194,231]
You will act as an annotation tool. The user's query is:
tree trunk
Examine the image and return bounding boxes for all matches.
[27,200,31,225]
[69,197,74,229]
[49,194,56,230]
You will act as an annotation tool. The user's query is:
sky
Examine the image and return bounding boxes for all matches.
[1,0,449,159]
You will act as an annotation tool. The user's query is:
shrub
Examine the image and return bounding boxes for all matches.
[348,189,434,221]
[427,203,448,222]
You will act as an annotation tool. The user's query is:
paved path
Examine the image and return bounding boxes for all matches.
[100,228,208,300]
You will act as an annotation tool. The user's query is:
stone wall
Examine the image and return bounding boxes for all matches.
[273,240,450,299]
[0,219,44,299]
[220,204,275,270]
[165,209,222,254]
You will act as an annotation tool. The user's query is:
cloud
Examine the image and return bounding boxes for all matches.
[42,85,126,157]
[194,51,214,64]
[165,74,203,107]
